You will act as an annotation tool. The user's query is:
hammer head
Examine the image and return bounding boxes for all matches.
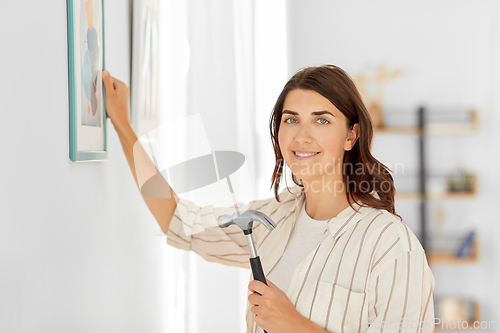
[217,210,276,233]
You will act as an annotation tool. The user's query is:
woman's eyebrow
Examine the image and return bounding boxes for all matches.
[283,110,335,117]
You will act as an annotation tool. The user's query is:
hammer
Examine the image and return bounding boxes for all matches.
[217,210,276,333]
[217,210,276,285]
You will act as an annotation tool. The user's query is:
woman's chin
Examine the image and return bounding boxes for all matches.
[295,174,318,183]
[296,174,342,184]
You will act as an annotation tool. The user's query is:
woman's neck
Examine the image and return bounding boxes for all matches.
[302,176,350,220]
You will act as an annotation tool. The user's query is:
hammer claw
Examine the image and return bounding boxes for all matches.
[217,210,276,233]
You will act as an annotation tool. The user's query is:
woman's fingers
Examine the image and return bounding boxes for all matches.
[102,70,115,93]
[266,279,278,290]
[248,279,269,296]
[248,292,260,305]
[103,70,128,94]
[112,77,127,91]
[102,70,131,128]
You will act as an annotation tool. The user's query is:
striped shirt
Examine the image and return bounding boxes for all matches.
[167,185,435,333]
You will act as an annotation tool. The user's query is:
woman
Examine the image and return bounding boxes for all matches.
[102,65,434,333]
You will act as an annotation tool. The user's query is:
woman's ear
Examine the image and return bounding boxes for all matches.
[344,123,360,151]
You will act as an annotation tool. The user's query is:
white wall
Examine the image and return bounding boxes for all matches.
[286,0,500,324]
[0,1,174,332]
[254,0,288,200]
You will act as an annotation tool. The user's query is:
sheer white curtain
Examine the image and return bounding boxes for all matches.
[158,1,257,332]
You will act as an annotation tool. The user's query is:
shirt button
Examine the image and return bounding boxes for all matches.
[298,271,305,278]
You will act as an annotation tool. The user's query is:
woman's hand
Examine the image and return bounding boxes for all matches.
[248,279,319,333]
[102,70,131,129]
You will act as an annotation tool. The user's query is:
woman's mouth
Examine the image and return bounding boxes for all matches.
[293,151,320,159]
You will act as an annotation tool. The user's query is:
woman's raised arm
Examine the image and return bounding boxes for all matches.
[102,70,178,234]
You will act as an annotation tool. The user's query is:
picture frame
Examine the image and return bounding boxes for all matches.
[67,0,108,162]
[131,0,160,140]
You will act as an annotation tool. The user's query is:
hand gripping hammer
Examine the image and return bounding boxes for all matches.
[217,210,276,285]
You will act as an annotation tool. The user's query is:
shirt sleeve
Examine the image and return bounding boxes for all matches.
[166,197,272,269]
[367,249,435,333]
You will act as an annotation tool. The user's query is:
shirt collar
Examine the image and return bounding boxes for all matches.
[289,185,376,240]
[325,202,375,240]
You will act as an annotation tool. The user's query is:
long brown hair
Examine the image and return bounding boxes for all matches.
[269,64,400,217]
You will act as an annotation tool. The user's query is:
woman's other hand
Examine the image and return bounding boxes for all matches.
[248,279,317,333]
[102,70,131,129]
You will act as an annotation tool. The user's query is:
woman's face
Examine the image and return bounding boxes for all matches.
[278,89,358,184]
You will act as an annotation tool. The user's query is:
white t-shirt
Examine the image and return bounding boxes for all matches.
[266,200,329,292]
[257,200,329,332]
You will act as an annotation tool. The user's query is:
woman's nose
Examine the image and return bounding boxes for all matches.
[295,124,313,144]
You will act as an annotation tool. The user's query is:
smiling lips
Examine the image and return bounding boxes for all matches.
[293,150,320,158]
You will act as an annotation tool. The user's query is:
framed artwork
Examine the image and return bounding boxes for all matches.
[131,0,160,140]
[67,0,107,162]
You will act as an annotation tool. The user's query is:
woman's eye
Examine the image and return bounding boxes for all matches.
[283,118,329,125]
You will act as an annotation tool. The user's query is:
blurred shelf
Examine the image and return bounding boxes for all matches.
[435,301,481,331]
[395,174,478,200]
[374,110,480,135]
[377,107,482,330]
[396,191,477,200]
[427,236,479,266]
